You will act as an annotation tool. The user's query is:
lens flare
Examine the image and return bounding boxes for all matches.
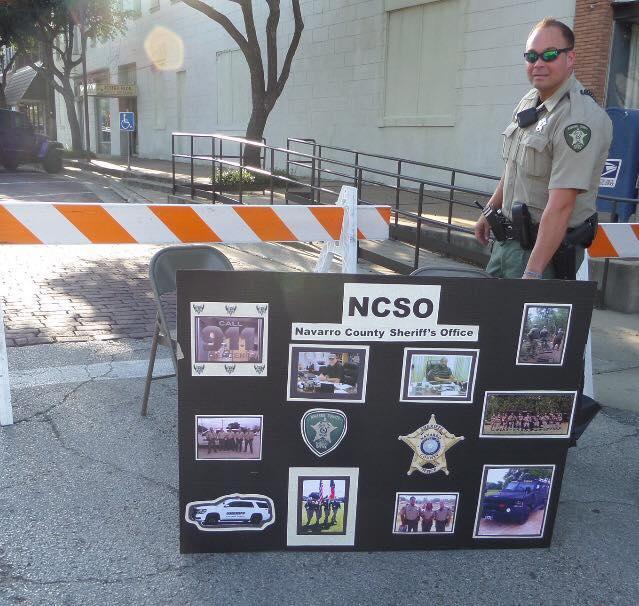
[144,26,184,71]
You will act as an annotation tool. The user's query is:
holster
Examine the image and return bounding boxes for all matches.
[551,213,598,280]
[511,203,535,250]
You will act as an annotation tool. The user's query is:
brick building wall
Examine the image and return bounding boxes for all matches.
[572,0,614,104]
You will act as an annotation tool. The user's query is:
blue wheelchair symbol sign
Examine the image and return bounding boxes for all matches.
[119,112,135,131]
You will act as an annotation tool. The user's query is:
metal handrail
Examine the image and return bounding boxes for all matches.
[170,132,637,277]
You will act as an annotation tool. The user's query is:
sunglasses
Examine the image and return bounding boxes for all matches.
[524,47,573,63]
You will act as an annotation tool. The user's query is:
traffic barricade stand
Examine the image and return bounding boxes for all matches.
[578,222,639,399]
[0,187,390,426]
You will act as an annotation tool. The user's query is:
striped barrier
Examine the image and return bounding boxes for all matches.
[580,222,638,400]
[588,222,639,259]
[0,192,390,426]
[0,202,391,245]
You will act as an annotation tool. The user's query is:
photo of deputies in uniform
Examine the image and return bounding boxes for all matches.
[474,18,612,281]
[393,493,458,534]
[480,391,577,438]
[288,344,369,402]
[195,415,262,461]
[474,466,555,538]
[516,303,572,365]
[401,348,478,403]
[298,478,349,535]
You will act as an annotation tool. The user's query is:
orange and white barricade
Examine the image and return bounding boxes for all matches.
[0,187,390,425]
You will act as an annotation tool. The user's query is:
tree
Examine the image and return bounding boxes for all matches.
[15,0,129,152]
[182,0,304,167]
[0,4,31,109]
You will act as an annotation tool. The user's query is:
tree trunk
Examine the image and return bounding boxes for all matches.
[60,79,83,153]
[243,102,268,169]
[0,84,7,110]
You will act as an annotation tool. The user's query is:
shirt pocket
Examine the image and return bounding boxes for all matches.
[501,122,518,160]
[517,134,551,177]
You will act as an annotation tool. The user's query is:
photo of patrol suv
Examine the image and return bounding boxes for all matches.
[185,494,275,532]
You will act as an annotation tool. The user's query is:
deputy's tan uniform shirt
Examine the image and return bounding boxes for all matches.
[402,504,421,521]
[501,75,612,228]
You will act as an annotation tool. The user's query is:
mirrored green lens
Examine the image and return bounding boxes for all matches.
[524,51,538,63]
[542,49,560,61]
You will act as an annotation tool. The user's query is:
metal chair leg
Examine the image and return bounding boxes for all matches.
[141,316,161,416]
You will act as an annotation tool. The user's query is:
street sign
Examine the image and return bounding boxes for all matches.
[119,112,135,132]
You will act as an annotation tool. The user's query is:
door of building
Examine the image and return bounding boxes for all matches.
[95,97,111,155]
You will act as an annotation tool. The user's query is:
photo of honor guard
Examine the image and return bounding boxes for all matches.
[474,17,613,279]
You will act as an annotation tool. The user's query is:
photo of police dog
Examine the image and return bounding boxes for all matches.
[393,493,459,534]
[190,302,268,377]
[195,415,262,461]
[400,348,479,404]
[287,467,359,546]
[473,465,555,538]
[287,344,369,403]
[480,391,577,438]
[516,303,571,366]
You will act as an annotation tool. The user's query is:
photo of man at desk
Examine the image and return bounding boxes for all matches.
[401,348,479,404]
[288,345,369,403]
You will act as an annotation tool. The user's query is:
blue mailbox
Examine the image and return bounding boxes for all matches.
[596,107,639,222]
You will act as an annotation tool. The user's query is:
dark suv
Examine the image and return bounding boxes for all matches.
[482,479,550,524]
[0,109,63,173]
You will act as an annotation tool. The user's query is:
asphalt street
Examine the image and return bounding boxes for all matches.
[0,166,637,605]
[0,340,637,605]
[0,166,101,204]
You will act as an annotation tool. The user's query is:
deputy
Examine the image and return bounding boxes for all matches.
[426,357,457,383]
[474,17,612,279]
[319,353,345,384]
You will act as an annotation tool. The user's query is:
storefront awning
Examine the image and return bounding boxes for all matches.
[4,65,38,107]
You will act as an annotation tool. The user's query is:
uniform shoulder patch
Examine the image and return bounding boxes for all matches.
[564,123,591,152]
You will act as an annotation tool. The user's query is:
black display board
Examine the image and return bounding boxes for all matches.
[177,272,595,552]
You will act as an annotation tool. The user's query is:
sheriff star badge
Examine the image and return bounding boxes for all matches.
[398,414,464,476]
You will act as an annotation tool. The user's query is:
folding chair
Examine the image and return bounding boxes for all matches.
[410,265,493,278]
[141,245,234,415]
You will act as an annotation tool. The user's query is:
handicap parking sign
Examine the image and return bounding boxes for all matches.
[599,158,621,188]
[119,112,135,132]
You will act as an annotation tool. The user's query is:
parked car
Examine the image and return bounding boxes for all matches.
[482,479,550,524]
[0,109,63,173]
[188,497,273,527]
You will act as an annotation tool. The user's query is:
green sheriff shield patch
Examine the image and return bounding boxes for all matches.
[564,123,591,152]
[301,409,347,457]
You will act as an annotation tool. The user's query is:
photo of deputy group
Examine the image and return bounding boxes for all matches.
[400,348,478,403]
[474,465,555,538]
[480,391,577,438]
[287,345,369,402]
[393,493,459,534]
[298,478,348,536]
[195,415,262,461]
[194,316,265,364]
[516,304,571,366]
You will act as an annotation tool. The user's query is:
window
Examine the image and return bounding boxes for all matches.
[119,0,141,12]
[216,49,251,128]
[382,0,460,127]
[607,4,639,108]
